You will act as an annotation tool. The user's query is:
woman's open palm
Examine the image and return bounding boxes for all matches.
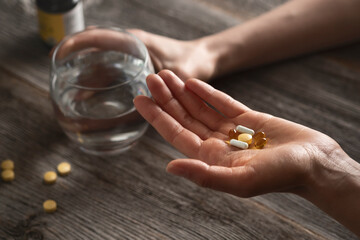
[134,70,339,198]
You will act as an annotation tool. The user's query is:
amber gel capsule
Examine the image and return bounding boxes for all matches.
[253,132,266,142]
[255,138,267,149]
[228,129,240,139]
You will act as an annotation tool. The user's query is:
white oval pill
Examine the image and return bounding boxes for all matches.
[235,125,255,135]
[229,139,249,149]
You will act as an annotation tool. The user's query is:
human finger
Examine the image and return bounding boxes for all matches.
[166,159,257,197]
[146,73,213,140]
[157,70,226,131]
[185,78,250,118]
[134,95,202,158]
[167,144,309,197]
[54,28,143,60]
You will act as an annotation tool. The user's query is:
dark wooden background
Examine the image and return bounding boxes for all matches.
[0,0,359,239]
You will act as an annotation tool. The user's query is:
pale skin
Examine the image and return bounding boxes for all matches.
[133,70,360,236]
[129,0,360,81]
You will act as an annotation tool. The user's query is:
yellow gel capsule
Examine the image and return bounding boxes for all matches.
[237,133,252,144]
[1,170,15,182]
[43,200,57,213]
[253,132,266,142]
[255,137,267,149]
[1,159,14,170]
[57,162,71,176]
[44,171,57,184]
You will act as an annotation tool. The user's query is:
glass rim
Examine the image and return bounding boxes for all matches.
[51,26,151,90]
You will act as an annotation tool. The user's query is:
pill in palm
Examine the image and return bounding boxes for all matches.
[235,125,255,135]
[237,133,252,144]
[253,131,266,142]
[255,137,267,149]
[228,129,240,139]
[229,139,249,149]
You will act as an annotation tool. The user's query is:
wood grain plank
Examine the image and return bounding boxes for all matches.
[0,1,359,239]
[0,70,328,239]
[191,0,287,20]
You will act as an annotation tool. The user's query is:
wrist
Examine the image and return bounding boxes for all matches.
[307,148,360,201]
[200,31,248,79]
[301,143,360,235]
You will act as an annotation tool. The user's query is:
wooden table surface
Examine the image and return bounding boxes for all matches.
[0,0,359,239]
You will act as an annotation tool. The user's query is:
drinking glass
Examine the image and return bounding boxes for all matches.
[50,27,153,155]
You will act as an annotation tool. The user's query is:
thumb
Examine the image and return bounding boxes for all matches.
[166,159,256,197]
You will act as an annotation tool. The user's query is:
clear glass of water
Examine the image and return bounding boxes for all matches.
[50,27,153,155]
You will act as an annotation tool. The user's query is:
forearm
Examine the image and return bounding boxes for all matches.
[303,149,360,236]
[203,0,360,78]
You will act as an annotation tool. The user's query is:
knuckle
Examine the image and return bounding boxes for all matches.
[196,176,212,189]
[158,69,174,77]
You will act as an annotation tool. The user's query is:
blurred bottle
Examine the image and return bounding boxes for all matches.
[36,0,85,46]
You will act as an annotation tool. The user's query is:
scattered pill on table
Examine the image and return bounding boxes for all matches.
[1,159,14,170]
[76,132,84,143]
[235,125,255,135]
[2,169,15,182]
[229,139,249,149]
[43,200,57,213]
[44,171,57,184]
[57,162,71,176]
[237,133,252,144]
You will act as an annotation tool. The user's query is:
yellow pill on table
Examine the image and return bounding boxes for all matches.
[44,171,57,184]
[1,159,14,170]
[255,137,267,149]
[1,169,15,182]
[43,200,57,213]
[57,162,71,176]
[237,133,252,144]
